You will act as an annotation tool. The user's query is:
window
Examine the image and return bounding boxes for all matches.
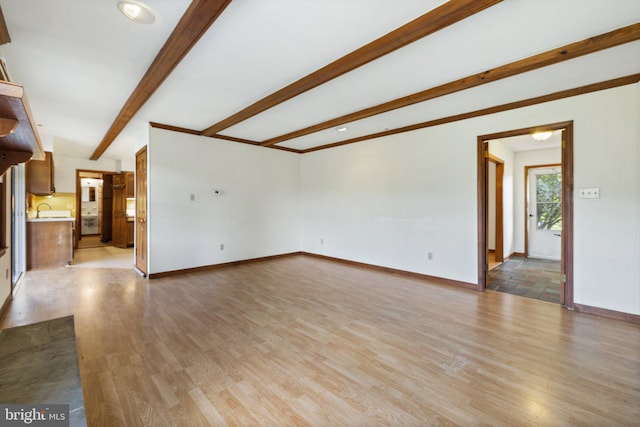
[536,172,562,230]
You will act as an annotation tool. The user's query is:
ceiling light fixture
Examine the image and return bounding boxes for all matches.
[532,131,553,141]
[336,126,348,132]
[117,1,156,24]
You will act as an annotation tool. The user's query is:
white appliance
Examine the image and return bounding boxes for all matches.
[82,215,99,235]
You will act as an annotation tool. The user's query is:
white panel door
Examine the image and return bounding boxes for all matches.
[528,167,562,260]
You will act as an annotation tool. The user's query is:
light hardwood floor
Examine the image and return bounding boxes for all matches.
[2,254,639,426]
[70,245,134,270]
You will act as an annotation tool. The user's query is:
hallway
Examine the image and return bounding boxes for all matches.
[487,256,562,304]
[77,235,111,249]
[70,243,134,270]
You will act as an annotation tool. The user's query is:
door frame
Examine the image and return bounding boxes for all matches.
[75,169,114,248]
[477,120,574,308]
[524,163,562,258]
[488,154,504,263]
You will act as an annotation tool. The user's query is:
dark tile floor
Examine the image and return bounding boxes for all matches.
[0,316,86,426]
[488,256,562,304]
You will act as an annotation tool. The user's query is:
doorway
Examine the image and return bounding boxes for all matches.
[487,154,504,270]
[73,169,135,269]
[75,169,135,250]
[527,165,562,260]
[477,121,574,308]
[76,170,110,249]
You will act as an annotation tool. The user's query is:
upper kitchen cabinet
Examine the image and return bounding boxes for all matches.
[0,80,44,175]
[26,151,55,195]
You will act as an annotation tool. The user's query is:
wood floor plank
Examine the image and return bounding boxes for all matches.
[1,254,639,425]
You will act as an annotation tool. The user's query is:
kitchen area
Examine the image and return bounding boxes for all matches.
[25,151,75,269]
[25,152,135,269]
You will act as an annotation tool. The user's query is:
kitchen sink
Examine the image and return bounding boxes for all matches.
[37,210,72,218]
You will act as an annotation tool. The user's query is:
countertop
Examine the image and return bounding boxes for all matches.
[27,217,76,222]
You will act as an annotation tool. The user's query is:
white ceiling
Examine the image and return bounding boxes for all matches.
[0,0,638,160]
[490,132,561,153]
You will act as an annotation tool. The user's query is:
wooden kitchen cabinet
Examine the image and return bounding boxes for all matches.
[27,219,74,269]
[127,219,134,247]
[101,173,113,242]
[126,171,134,198]
[26,151,54,195]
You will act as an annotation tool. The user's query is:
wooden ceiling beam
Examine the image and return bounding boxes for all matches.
[148,122,302,153]
[300,73,640,153]
[201,0,502,137]
[264,23,640,147]
[150,122,260,145]
[90,0,233,160]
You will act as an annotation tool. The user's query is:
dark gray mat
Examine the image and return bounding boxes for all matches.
[0,316,86,426]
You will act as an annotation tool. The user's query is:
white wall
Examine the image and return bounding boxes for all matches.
[301,83,640,314]
[512,148,561,254]
[147,128,301,274]
[301,127,478,285]
[53,154,135,193]
[571,84,639,314]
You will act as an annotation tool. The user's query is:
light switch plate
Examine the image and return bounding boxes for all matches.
[579,188,600,198]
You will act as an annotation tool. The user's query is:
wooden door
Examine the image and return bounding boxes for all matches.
[527,166,562,260]
[101,173,113,242]
[135,147,147,275]
[126,172,134,198]
[112,173,127,248]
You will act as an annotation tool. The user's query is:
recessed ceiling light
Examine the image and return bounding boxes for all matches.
[336,126,348,132]
[117,1,156,24]
[532,131,553,141]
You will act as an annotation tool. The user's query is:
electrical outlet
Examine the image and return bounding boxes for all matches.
[220,244,224,251]
[190,193,195,201]
[579,188,600,199]
[320,238,324,245]
[427,252,433,260]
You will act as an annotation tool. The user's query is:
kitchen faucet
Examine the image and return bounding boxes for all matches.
[36,203,52,218]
